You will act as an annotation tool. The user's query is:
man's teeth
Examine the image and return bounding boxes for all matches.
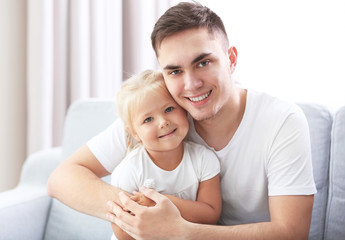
[189,91,211,102]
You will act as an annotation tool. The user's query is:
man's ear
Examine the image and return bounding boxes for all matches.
[228,46,238,73]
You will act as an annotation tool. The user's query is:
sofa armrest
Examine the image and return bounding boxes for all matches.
[19,147,62,186]
[0,187,51,240]
[0,147,62,240]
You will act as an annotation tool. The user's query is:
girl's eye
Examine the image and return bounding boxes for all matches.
[144,117,153,123]
[198,60,209,68]
[165,106,174,113]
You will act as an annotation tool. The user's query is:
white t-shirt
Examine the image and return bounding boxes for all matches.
[111,141,220,200]
[110,141,219,240]
[87,89,316,225]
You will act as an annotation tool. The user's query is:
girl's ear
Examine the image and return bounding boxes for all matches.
[126,126,141,142]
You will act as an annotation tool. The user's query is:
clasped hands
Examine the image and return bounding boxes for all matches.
[106,187,184,240]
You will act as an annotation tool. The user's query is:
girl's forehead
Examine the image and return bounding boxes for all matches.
[134,91,172,112]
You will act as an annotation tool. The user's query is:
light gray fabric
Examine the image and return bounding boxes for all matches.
[44,99,117,240]
[0,148,61,240]
[0,194,51,240]
[44,199,113,240]
[61,98,118,160]
[324,106,345,240]
[298,103,333,240]
[2,99,345,240]
[20,147,62,186]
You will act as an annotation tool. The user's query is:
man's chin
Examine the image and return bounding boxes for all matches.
[189,110,215,122]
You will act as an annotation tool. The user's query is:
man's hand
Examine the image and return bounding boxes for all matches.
[106,187,186,240]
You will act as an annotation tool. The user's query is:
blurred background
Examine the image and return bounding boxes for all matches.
[1,0,344,192]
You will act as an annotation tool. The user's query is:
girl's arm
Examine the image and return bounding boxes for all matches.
[166,174,221,224]
[130,175,221,224]
[111,223,134,240]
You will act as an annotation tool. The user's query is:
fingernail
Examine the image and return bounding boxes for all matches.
[107,201,112,207]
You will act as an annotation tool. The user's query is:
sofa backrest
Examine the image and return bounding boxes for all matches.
[298,103,333,240]
[44,99,117,240]
[324,106,345,240]
[44,99,337,240]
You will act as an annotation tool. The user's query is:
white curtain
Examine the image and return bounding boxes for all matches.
[27,0,175,155]
[27,0,123,154]
[0,0,177,191]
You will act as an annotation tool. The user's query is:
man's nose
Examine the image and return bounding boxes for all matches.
[184,72,202,91]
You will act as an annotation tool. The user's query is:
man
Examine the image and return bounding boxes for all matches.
[48,2,316,239]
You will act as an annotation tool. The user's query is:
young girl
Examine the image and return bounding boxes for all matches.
[111,70,221,240]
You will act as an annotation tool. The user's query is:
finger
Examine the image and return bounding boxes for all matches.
[107,200,136,225]
[107,211,139,239]
[119,191,145,214]
[112,215,139,240]
[140,187,165,204]
[130,191,140,198]
[106,200,118,213]
[106,200,129,214]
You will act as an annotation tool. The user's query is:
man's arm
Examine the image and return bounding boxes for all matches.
[108,189,314,240]
[47,144,126,220]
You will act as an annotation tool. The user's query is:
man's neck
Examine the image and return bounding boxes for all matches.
[194,88,247,151]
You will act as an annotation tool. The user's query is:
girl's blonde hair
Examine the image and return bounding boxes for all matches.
[116,70,171,153]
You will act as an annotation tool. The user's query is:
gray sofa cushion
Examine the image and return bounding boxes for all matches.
[44,199,112,240]
[324,106,345,240]
[60,99,118,160]
[44,99,117,240]
[298,103,332,240]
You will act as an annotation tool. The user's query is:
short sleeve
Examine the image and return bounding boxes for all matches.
[87,118,127,173]
[111,156,140,194]
[268,107,317,196]
[187,142,220,182]
[200,148,220,182]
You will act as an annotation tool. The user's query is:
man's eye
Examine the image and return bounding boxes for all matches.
[165,107,174,113]
[170,70,180,75]
[198,60,209,67]
[144,117,153,123]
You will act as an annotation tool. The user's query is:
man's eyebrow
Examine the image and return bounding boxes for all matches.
[163,64,181,70]
[191,53,212,65]
[163,53,212,70]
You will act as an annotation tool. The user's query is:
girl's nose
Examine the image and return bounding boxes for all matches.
[159,118,170,128]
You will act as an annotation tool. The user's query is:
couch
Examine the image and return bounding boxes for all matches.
[0,99,344,240]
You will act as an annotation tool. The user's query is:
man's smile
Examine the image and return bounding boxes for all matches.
[186,90,212,103]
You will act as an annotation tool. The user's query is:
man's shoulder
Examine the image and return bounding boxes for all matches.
[248,89,302,118]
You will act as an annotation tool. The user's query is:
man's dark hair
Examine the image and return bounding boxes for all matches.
[151,1,229,55]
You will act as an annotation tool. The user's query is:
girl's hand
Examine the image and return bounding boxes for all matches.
[130,191,156,207]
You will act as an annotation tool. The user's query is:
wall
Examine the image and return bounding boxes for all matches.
[0,0,27,191]
[199,0,345,112]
